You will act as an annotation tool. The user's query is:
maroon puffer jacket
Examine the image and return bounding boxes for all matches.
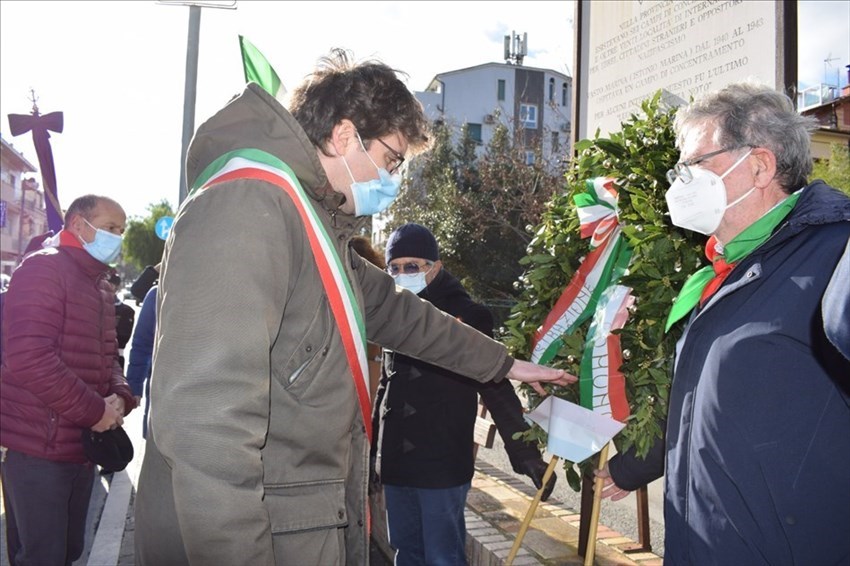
[0,243,136,464]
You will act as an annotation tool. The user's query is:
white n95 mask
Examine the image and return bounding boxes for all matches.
[665,148,754,235]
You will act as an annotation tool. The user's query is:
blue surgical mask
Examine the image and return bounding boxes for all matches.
[341,133,402,216]
[80,219,123,265]
[394,272,428,295]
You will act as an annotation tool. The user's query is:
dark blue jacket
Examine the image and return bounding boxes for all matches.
[126,285,157,437]
[665,181,850,564]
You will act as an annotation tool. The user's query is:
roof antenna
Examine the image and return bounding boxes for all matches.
[504,31,527,66]
[28,88,40,116]
[824,53,839,85]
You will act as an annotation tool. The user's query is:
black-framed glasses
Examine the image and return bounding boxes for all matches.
[375,137,405,174]
[666,146,747,185]
[387,261,432,276]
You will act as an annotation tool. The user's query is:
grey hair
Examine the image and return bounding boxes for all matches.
[674,82,816,193]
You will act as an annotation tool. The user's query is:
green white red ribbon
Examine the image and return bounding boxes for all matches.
[579,285,633,421]
[191,148,372,439]
[530,225,629,364]
[530,177,632,422]
[574,177,619,248]
[531,178,630,364]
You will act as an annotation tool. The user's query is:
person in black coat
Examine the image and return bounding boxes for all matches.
[107,272,135,371]
[129,263,159,305]
[372,223,555,566]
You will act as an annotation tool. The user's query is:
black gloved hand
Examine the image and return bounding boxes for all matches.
[516,458,557,501]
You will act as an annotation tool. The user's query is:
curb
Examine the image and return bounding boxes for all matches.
[86,470,132,566]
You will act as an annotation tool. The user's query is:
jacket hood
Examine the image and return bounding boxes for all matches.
[759,180,850,257]
[789,180,850,228]
[185,83,344,210]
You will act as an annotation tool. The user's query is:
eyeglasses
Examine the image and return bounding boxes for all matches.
[666,146,748,185]
[387,261,432,276]
[375,137,405,175]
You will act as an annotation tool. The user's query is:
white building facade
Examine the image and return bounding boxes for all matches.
[416,62,572,165]
[1,135,47,276]
[373,62,572,248]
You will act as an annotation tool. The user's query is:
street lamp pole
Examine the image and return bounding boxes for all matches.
[179,5,201,205]
[157,1,237,206]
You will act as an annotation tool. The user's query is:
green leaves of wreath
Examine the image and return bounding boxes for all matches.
[502,91,705,491]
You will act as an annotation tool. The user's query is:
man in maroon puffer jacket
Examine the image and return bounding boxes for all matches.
[0,194,137,566]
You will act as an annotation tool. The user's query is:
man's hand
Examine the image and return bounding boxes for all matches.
[593,464,631,501]
[105,393,126,417]
[92,399,123,432]
[506,360,576,396]
[515,458,557,501]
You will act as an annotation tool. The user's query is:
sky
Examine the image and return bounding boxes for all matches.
[1,0,847,221]
[797,0,850,88]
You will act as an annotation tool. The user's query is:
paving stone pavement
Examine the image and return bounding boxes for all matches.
[466,461,664,566]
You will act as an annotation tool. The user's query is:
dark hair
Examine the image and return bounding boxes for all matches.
[65,195,122,225]
[289,48,430,158]
[350,235,386,269]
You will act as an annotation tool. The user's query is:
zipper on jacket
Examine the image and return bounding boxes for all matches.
[286,306,332,385]
[288,358,313,384]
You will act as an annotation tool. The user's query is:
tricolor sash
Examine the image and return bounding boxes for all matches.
[191,148,372,439]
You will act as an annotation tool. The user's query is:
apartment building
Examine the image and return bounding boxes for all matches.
[415,62,572,166]
[1,135,47,275]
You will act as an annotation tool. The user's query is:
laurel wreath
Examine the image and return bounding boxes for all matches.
[502,91,706,489]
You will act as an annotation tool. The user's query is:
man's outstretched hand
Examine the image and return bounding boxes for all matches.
[506,359,576,396]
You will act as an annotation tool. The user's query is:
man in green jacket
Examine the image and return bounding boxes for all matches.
[134,49,572,566]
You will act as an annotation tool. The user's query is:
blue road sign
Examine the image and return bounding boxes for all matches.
[155,216,174,241]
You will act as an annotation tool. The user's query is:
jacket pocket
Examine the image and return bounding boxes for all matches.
[264,479,347,534]
[274,301,333,397]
